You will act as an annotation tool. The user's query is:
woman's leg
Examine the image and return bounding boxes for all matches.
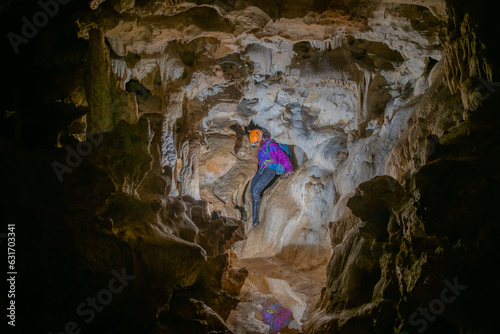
[250,167,277,226]
[249,169,264,224]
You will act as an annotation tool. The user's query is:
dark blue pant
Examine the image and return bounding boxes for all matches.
[250,167,277,225]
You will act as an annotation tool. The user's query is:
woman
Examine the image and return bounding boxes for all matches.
[249,129,294,227]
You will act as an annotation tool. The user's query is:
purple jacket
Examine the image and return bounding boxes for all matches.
[257,138,293,173]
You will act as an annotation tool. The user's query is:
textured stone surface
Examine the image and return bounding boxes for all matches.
[1,62,246,334]
[305,91,500,333]
[66,1,451,270]
[227,256,327,333]
[62,119,246,333]
[1,0,499,333]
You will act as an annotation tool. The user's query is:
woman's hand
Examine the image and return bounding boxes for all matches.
[281,171,295,179]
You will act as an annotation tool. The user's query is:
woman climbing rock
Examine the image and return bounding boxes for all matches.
[249,129,294,227]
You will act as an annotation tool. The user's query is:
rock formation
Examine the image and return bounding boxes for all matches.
[0,0,498,333]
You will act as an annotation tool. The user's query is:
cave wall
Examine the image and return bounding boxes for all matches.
[305,1,500,332]
[305,95,500,333]
[1,1,251,333]
[1,104,248,333]
[65,0,450,269]
[1,0,499,333]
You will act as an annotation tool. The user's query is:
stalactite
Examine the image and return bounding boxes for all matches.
[85,28,114,133]
[443,9,494,105]
[180,138,201,199]
[310,38,347,52]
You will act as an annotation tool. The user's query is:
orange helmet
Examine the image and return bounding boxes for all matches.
[249,129,263,146]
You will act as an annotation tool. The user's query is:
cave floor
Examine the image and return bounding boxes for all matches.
[227,255,327,333]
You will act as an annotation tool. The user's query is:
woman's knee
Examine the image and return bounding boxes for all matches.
[251,188,261,200]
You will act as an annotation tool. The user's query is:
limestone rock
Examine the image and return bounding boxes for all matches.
[2,0,499,333]
[348,175,405,224]
[305,92,500,333]
[2,111,247,333]
[157,298,231,334]
[85,29,139,134]
[89,119,153,195]
[329,209,361,248]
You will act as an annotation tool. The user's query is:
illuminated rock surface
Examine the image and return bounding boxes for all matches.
[0,0,499,333]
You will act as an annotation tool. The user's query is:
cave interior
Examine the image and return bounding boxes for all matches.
[1,0,500,333]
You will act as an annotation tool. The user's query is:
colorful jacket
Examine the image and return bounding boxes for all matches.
[258,138,293,173]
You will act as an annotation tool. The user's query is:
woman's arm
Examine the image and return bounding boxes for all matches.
[268,142,293,172]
